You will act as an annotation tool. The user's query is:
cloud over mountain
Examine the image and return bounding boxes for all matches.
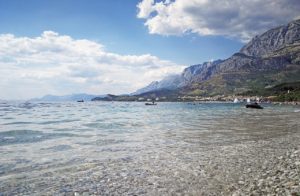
[137,0,300,42]
[0,31,183,99]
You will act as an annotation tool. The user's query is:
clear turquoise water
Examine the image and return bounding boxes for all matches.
[0,101,299,194]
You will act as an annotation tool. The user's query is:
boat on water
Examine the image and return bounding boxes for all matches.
[145,102,157,106]
[247,98,251,103]
[233,98,239,103]
[77,100,84,102]
[245,102,263,109]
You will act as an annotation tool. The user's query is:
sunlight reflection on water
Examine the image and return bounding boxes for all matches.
[0,101,299,194]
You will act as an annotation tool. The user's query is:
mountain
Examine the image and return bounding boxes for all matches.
[31,93,105,102]
[181,59,224,85]
[136,19,300,98]
[91,94,119,101]
[265,82,300,101]
[240,20,300,57]
[133,60,224,94]
[132,74,182,95]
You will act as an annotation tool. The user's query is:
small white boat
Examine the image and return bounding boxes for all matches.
[233,98,239,103]
[247,98,251,103]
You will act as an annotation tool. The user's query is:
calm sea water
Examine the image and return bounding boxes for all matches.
[0,101,299,195]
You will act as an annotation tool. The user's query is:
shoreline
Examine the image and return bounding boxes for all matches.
[91,99,300,105]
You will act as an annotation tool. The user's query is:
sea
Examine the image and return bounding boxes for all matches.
[0,101,299,195]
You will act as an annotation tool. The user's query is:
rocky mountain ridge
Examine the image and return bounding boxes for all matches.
[240,19,300,57]
[135,19,300,97]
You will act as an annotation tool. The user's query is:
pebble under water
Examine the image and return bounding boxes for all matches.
[0,101,299,195]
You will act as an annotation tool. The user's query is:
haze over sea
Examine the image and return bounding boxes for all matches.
[0,101,299,195]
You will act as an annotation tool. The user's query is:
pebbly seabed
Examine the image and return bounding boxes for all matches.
[0,101,299,195]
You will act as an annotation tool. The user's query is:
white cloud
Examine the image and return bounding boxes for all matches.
[137,0,155,18]
[137,0,300,42]
[0,31,184,100]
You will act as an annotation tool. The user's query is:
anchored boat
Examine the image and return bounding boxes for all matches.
[145,102,157,106]
[245,102,263,109]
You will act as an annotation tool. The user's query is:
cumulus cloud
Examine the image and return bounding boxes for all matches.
[137,0,300,42]
[0,31,184,99]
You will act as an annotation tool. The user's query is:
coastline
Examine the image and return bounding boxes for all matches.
[91,94,300,104]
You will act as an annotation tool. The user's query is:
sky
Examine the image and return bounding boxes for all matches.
[0,0,299,100]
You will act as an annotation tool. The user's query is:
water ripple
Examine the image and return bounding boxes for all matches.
[0,129,77,146]
[0,101,299,195]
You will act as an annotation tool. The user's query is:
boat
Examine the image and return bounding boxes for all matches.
[233,98,239,103]
[145,102,157,106]
[246,98,251,103]
[245,102,263,109]
[77,100,84,102]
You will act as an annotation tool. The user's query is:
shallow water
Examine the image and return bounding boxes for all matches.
[0,101,299,195]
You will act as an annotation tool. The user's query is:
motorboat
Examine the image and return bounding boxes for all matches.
[145,102,157,106]
[245,102,263,109]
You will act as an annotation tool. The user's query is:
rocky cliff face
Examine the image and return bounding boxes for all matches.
[240,20,300,57]
[135,19,300,96]
[134,60,223,94]
[181,60,224,85]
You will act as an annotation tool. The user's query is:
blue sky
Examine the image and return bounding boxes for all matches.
[0,0,299,99]
[0,0,241,65]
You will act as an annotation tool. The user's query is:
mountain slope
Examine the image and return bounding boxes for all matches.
[136,19,300,97]
[132,74,182,95]
[240,20,300,57]
[134,59,224,94]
